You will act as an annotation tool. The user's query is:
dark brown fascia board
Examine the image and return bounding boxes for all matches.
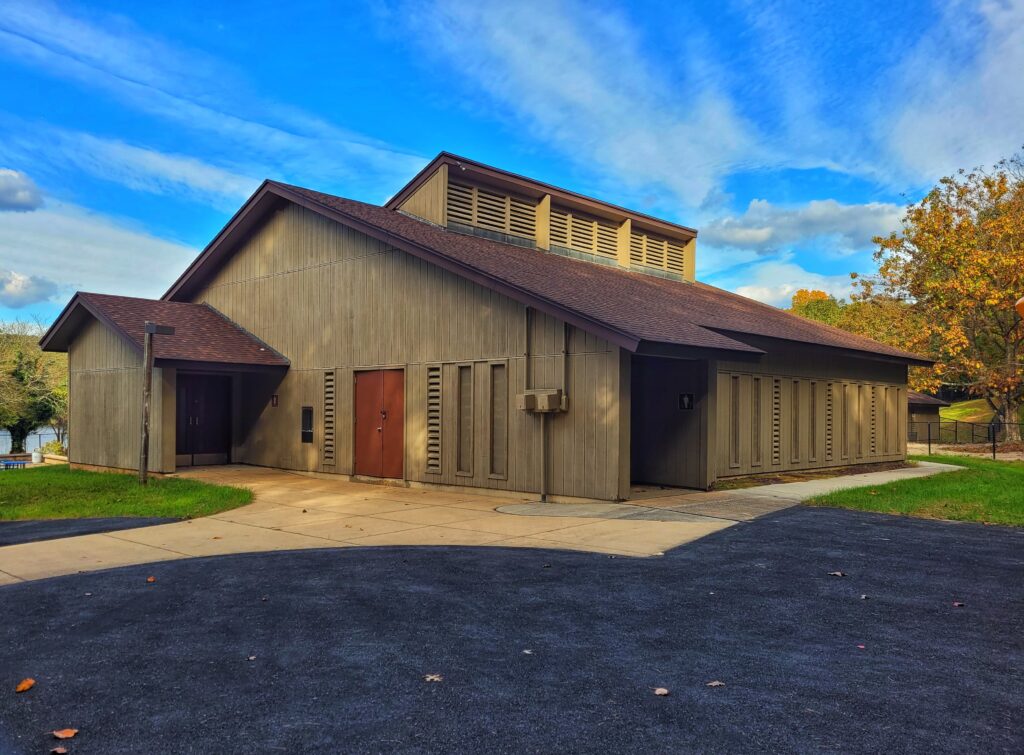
[709,328,934,367]
[39,293,144,355]
[635,341,765,362]
[386,152,699,240]
[155,359,289,373]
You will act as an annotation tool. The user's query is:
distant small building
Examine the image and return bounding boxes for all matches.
[908,391,950,423]
[907,391,950,440]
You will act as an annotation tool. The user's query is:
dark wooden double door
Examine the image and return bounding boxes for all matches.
[354,369,404,479]
[176,374,231,466]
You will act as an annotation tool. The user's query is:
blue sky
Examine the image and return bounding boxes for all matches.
[1,0,1022,324]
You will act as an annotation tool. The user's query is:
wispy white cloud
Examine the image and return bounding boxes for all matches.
[883,0,1024,182]
[715,258,855,307]
[0,270,57,307]
[0,200,196,300]
[399,0,761,208]
[701,198,902,255]
[0,0,424,200]
[0,168,43,211]
[0,123,260,209]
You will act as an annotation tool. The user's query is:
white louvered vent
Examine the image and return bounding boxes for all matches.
[825,383,834,461]
[426,366,442,474]
[323,371,336,465]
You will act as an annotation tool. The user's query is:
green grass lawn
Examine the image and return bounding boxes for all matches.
[940,398,1024,424]
[0,465,252,521]
[807,455,1024,527]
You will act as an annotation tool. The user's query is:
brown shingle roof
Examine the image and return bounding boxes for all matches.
[41,292,289,367]
[273,182,928,363]
[907,390,950,407]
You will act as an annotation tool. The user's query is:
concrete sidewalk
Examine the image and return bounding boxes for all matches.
[0,461,961,584]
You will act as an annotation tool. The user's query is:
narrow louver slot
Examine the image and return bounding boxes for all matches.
[323,371,336,465]
[426,366,442,474]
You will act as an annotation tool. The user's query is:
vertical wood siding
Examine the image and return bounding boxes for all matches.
[715,343,907,477]
[67,318,174,472]
[191,203,624,500]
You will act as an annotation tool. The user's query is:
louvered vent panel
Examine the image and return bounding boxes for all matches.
[825,383,834,460]
[509,196,536,238]
[323,371,336,465]
[550,207,570,247]
[809,381,817,462]
[870,386,878,455]
[447,182,474,225]
[629,231,645,266]
[595,219,618,258]
[426,366,442,474]
[570,214,595,252]
[475,186,507,233]
[771,379,782,465]
[645,236,666,267]
[665,240,686,273]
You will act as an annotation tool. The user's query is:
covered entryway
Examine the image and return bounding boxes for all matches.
[176,373,232,467]
[354,369,404,478]
[630,356,707,489]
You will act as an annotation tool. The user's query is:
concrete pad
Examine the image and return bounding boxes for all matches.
[532,518,734,555]
[668,498,796,521]
[212,506,348,528]
[279,515,424,540]
[373,506,486,526]
[107,518,333,556]
[346,525,508,547]
[443,514,596,537]
[306,498,434,516]
[0,533,185,581]
[0,569,24,585]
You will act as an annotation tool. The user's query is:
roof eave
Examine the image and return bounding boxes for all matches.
[39,293,144,355]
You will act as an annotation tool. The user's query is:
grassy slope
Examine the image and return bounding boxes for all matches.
[0,465,252,521]
[940,399,1024,424]
[807,455,1024,526]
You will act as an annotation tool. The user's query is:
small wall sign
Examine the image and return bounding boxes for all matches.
[678,393,694,410]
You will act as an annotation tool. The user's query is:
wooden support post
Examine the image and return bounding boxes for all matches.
[139,329,153,485]
[139,322,174,485]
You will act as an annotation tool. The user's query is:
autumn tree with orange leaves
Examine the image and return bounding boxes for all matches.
[863,154,1024,440]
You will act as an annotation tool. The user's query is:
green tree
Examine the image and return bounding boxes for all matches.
[0,322,68,454]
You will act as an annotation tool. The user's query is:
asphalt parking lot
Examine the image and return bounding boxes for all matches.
[1,506,1021,754]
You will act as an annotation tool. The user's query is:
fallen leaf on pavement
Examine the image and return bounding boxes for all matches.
[212,536,222,540]
[146,576,156,583]
[706,680,726,688]
[856,644,866,649]
[51,747,68,754]
[860,595,869,600]
[953,601,965,607]
[247,655,257,662]
[52,729,78,740]
[423,674,443,682]
[522,649,533,655]
[15,678,35,693]
[653,687,670,696]
[827,571,846,577]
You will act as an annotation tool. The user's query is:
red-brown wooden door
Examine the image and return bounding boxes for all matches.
[354,369,404,478]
